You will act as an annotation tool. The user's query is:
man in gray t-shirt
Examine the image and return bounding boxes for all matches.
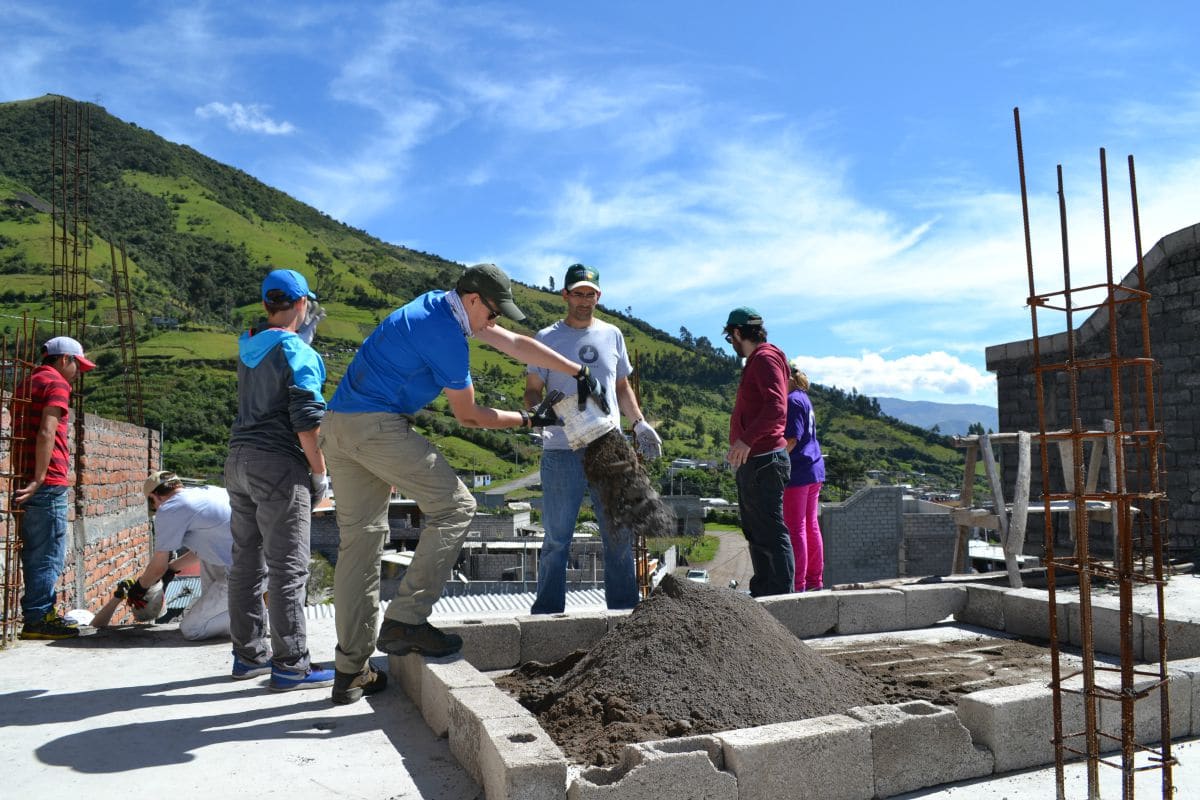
[525,264,663,614]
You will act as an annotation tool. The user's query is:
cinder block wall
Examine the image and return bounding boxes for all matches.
[985,222,1200,560]
[902,513,957,576]
[823,486,904,585]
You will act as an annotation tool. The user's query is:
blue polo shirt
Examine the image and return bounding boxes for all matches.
[330,290,472,414]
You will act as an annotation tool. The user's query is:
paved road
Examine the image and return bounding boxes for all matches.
[697,528,752,589]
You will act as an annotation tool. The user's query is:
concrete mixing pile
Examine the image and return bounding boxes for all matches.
[497,573,894,766]
[582,429,675,547]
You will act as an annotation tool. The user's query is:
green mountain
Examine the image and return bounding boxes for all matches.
[0,95,964,496]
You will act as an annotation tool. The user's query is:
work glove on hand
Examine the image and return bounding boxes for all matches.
[161,568,178,592]
[311,472,331,503]
[632,419,663,460]
[524,389,564,428]
[297,300,327,345]
[574,366,610,414]
[119,579,150,609]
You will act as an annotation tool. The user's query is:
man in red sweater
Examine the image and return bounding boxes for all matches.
[724,308,794,596]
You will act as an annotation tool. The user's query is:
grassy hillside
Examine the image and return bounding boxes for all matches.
[0,95,966,495]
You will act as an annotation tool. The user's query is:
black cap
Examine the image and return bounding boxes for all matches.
[456,263,527,323]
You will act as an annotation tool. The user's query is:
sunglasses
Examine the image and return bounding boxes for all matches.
[480,296,501,320]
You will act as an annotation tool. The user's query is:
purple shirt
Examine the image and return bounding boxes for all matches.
[785,388,825,486]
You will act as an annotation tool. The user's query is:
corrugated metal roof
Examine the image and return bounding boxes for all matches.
[299,588,609,622]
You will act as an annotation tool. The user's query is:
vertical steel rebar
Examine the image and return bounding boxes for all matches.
[1015,108,1174,800]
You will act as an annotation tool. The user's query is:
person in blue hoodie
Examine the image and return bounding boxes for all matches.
[224,269,335,692]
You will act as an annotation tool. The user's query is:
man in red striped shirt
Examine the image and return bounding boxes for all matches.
[12,336,94,639]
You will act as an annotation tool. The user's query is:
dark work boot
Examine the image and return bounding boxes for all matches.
[331,664,388,705]
[376,619,463,657]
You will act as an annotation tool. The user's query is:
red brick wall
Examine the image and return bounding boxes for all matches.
[56,412,161,619]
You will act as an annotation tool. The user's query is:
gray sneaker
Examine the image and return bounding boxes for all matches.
[331,664,388,705]
[376,620,463,657]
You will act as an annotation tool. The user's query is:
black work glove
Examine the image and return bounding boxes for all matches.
[118,579,149,609]
[527,389,564,427]
[574,366,610,414]
[161,568,178,593]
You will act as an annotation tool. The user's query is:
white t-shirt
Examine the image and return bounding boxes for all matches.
[153,486,234,569]
[528,318,631,451]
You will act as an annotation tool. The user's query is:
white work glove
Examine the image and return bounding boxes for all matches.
[311,472,331,503]
[632,419,663,460]
[297,300,327,345]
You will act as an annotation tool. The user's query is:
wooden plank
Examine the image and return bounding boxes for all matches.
[1008,431,1031,559]
[981,434,1022,588]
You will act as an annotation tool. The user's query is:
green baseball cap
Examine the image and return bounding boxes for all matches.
[456,263,527,323]
[725,306,763,327]
[564,263,600,292]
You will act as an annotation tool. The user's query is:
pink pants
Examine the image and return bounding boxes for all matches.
[783,482,823,592]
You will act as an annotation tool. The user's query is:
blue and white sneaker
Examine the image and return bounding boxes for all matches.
[231,653,272,680]
[269,663,336,692]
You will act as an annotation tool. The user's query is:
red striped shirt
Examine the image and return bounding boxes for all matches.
[12,365,72,486]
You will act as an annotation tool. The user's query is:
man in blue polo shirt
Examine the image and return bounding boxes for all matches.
[321,263,608,705]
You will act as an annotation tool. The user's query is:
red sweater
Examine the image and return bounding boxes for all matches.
[729,343,788,456]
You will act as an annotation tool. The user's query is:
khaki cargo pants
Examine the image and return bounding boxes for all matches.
[320,411,476,674]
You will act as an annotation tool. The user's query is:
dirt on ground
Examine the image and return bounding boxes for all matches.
[496,574,1059,767]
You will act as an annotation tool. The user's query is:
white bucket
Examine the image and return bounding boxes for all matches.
[553,394,617,450]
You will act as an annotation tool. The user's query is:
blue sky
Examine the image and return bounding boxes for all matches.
[4,1,1199,406]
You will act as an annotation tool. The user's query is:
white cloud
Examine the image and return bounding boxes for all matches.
[195,102,295,135]
[794,351,997,404]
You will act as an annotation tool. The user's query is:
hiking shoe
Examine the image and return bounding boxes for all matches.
[268,663,336,692]
[376,619,462,657]
[331,664,388,705]
[19,611,80,640]
[231,653,272,680]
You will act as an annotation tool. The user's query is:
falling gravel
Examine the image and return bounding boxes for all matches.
[581,429,676,547]
[495,573,895,766]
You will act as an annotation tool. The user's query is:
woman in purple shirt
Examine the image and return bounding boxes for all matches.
[783,360,826,592]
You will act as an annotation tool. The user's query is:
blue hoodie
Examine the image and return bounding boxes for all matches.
[229,328,326,461]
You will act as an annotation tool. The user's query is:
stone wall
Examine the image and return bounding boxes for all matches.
[985,222,1200,560]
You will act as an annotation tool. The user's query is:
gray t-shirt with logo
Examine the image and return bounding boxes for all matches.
[528,318,631,451]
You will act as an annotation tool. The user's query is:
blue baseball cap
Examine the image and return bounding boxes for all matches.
[262,269,316,302]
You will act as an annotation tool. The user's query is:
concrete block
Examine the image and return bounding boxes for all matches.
[899,584,967,629]
[1154,616,1200,660]
[1169,656,1200,736]
[718,714,873,800]
[389,652,425,707]
[1069,602,1143,660]
[477,715,568,800]
[444,618,522,671]
[448,685,538,784]
[957,682,1084,772]
[758,592,838,639]
[835,589,905,635]
[1001,588,1070,643]
[519,612,609,664]
[956,583,1007,631]
[847,701,993,797]
[420,655,494,737]
[1065,669,1191,748]
[569,736,736,800]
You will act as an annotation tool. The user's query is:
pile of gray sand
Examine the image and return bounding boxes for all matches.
[496,573,896,766]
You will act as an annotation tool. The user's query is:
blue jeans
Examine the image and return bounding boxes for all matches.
[736,449,794,597]
[19,484,69,621]
[532,448,638,614]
